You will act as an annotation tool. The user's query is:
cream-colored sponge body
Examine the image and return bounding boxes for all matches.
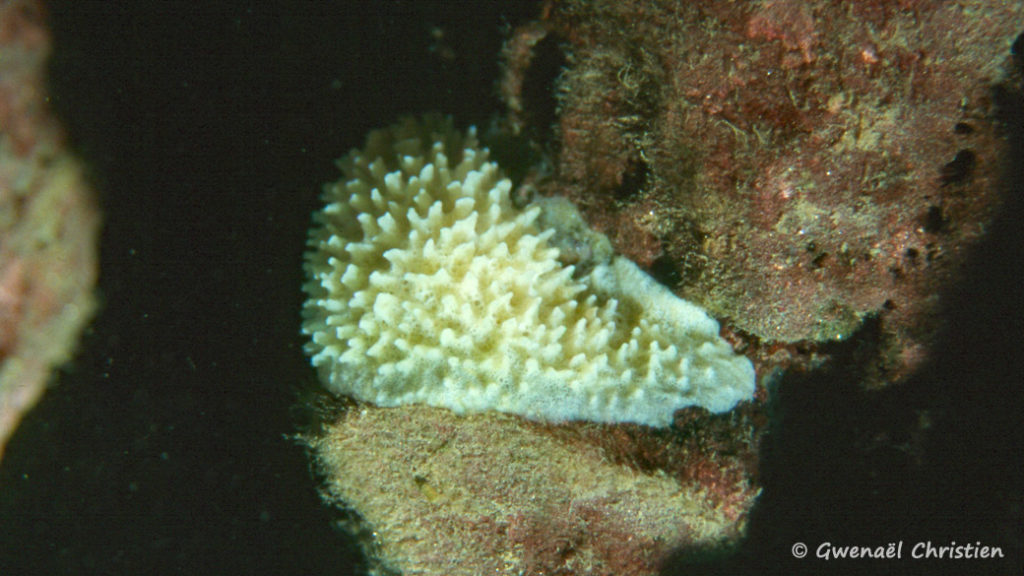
[302,116,755,427]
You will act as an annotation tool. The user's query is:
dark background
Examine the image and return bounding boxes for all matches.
[0,2,1021,575]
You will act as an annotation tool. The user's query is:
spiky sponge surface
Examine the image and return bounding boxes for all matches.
[302,116,754,426]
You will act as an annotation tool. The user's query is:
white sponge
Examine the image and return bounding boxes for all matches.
[302,115,755,426]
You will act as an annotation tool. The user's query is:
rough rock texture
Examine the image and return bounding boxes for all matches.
[0,0,99,460]
[309,403,760,576]
[502,0,1021,383]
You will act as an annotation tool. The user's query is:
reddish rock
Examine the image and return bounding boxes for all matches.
[503,0,1021,383]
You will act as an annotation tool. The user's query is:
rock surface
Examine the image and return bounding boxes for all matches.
[503,0,1022,383]
[310,403,760,576]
